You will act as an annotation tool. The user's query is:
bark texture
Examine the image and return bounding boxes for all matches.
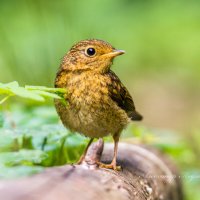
[0,139,183,200]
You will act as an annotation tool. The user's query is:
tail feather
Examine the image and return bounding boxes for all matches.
[130,111,143,121]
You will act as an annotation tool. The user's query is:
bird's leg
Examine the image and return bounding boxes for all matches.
[98,134,121,171]
[111,133,120,168]
[77,138,94,164]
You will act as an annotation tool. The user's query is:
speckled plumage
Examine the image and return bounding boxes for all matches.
[55,70,129,138]
[54,39,142,169]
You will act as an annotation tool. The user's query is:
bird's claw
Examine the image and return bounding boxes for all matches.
[97,161,121,171]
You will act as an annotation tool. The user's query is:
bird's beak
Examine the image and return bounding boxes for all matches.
[105,49,125,58]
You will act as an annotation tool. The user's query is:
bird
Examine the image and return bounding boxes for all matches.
[54,39,142,170]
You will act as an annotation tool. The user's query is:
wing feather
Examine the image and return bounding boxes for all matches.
[107,71,143,121]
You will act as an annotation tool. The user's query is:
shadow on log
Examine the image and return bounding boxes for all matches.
[0,139,183,200]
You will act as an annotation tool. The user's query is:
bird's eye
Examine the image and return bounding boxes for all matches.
[85,48,96,57]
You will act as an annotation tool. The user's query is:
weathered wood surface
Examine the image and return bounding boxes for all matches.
[0,139,183,200]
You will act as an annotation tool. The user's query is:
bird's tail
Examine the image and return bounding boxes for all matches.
[130,111,143,121]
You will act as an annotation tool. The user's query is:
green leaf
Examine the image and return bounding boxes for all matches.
[0,82,67,104]
[31,90,62,99]
[0,81,19,95]
[10,87,45,101]
[0,81,18,88]
[0,150,48,167]
[25,85,66,93]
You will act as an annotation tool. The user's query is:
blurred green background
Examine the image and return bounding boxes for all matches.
[0,0,200,199]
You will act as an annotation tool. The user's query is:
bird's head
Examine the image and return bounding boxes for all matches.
[61,39,125,73]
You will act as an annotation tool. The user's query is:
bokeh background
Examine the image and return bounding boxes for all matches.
[0,0,200,199]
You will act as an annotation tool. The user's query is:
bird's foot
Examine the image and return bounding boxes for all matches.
[76,139,104,166]
[97,162,121,171]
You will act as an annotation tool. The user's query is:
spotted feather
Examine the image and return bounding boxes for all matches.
[107,70,143,121]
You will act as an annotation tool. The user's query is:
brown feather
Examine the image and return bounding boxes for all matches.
[107,70,143,121]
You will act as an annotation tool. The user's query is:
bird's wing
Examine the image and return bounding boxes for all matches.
[107,70,143,121]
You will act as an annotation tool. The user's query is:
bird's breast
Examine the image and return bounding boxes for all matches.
[67,73,109,107]
[55,72,129,138]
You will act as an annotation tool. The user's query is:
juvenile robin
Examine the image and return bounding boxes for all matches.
[55,39,142,170]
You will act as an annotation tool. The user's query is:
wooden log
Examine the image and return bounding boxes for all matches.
[0,139,183,200]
